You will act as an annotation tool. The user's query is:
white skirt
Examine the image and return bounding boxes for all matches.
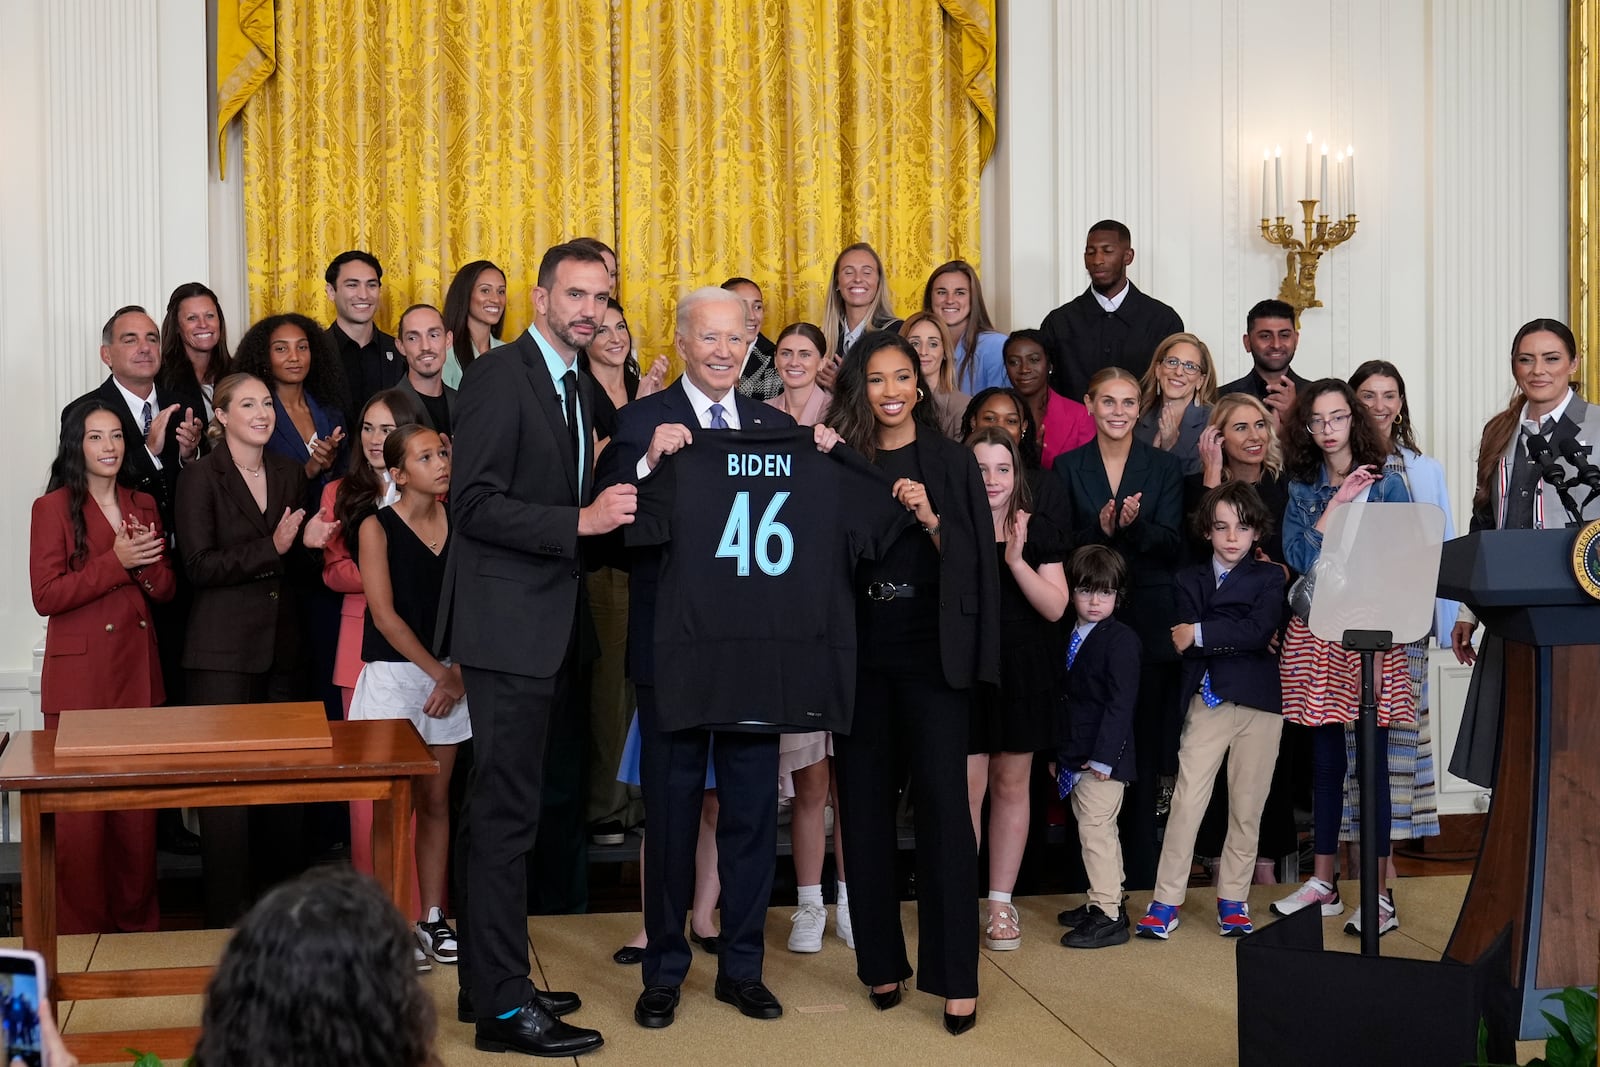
[348,659,472,746]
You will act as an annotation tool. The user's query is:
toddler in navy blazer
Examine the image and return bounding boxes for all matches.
[1055,545,1141,949]
[1136,482,1285,940]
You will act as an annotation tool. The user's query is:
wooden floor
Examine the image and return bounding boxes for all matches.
[14,873,1550,1066]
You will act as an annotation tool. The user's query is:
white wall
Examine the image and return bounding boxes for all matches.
[982,0,1566,812]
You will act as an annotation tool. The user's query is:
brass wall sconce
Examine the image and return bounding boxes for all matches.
[1259,134,1358,325]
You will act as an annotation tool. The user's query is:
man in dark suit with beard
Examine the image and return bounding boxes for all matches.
[440,241,635,1058]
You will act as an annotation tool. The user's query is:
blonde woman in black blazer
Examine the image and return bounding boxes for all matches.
[1051,366,1184,890]
[824,331,999,1036]
[175,372,336,923]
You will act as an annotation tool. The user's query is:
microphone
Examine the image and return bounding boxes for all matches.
[1527,431,1586,525]
[1556,430,1600,490]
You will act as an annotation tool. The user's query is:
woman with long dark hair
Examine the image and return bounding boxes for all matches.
[1450,319,1600,785]
[824,330,998,1034]
[30,398,175,933]
[441,259,509,390]
[232,312,350,504]
[159,281,233,427]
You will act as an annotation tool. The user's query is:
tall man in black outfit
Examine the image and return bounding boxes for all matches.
[325,250,403,420]
[439,242,635,1058]
[1039,220,1185,401]
[596,287,798,1030]
[1217,298,1309,431]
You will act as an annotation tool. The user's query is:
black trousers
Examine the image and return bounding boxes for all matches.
[1122,660,1178,890]
[456,662,563,1016]
[527,668,590,915]
[834,658,978,1000]
[187,666,305,927]
[637,683,778,989]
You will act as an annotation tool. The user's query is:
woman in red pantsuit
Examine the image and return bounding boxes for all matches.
[30,398,175,933]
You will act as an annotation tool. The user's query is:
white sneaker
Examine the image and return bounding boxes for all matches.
[1344,891,1398,936]
[788,902,826,952]
[835,899,855,949]
[1270,876,1343,917]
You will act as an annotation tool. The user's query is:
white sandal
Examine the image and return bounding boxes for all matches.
[984,902,1021,951]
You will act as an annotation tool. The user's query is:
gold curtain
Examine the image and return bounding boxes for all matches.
[615,0,994,363]
[216,0,276,173]
[242,0,616,334]
[1572,0,1600,395]
[239,1,996,361]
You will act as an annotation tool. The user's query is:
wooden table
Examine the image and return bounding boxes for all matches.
[0,717,436,1062]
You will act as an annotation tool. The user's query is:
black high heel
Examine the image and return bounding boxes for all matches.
[943,1007,977,1035]
[868,984,903,1010]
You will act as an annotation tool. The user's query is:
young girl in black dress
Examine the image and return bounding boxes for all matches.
[964,428,1069,952]
[350,424,470,964]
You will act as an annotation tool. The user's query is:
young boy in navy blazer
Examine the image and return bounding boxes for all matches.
[1056,545,1141,949]
[1136,482,1286,940]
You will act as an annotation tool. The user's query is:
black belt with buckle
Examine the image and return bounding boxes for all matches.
[863,581,920,601]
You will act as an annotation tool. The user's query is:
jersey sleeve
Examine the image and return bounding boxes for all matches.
[624,454,675,548]
[829,444,917,560]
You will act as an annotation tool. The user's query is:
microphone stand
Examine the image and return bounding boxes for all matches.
[1527,433,1586,526]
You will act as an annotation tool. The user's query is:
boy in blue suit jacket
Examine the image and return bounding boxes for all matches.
[1056,545,1141,949]
[1136,483,1286,940]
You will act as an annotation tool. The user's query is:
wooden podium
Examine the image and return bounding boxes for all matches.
[1437,529,1600,1038]
[0,709,436,1063]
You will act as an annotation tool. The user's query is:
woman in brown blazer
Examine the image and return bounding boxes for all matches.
[31,398,175,933]
[175,372,337,923]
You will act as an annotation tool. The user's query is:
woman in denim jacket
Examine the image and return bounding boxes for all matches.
[1270,379,1413,936]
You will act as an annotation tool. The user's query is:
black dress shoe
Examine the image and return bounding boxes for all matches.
[635,985,680,1028]
[714,975,783,1020]
[689,930,721,955]
[474,999,603,1057]
[868,984,902,1011]
[458,986,581,1024]
[613,945,645,965]
[944,1008,977,1036]
[1058,895,1129,928]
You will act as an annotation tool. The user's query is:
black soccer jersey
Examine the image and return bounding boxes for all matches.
[626,426,914,733]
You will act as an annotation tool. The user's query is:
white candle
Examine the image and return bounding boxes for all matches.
[1347,145,1355,215]
[1261,149,1270,220]
[1320,144,1329,210]
[1304,131,1313,199]
[1275,146,1283,216]
[1334,151,1345,217]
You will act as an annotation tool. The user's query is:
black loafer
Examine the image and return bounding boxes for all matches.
[944,1008,977,1035]
[689,931,721,955]
[868,984,902,1011]
[635,984,681,1029]
[458,986,581,1024]
[613,945,645,965]
[474,999,603,1057]
[714,975,783,1020]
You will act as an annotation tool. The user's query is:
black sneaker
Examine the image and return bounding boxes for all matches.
[1060,906,1129,949]
[1058,895,1127,928]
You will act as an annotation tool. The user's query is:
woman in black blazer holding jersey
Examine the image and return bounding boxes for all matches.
[1052,366,1184,889]
[825,331,999,1035]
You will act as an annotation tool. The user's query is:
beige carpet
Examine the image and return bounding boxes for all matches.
[8,874,1550,1065]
